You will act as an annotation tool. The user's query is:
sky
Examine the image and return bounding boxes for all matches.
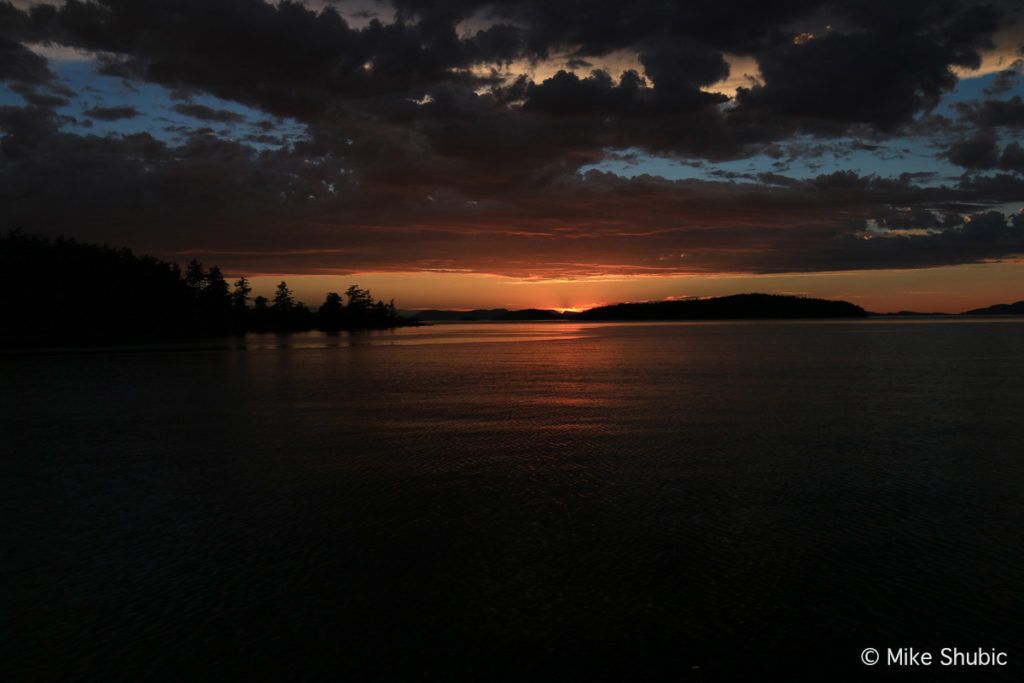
[1,0,1023,312]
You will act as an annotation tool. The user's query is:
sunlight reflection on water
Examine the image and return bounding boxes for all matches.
[243,322,596,349]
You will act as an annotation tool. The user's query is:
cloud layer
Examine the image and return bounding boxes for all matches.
[1,0,1023,278]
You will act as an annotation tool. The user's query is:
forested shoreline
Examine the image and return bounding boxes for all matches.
[0,232,412,346]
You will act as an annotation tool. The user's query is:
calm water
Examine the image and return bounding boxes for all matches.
[4,320,1024,681]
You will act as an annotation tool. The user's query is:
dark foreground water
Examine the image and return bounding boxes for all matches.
[4,320,1024,681]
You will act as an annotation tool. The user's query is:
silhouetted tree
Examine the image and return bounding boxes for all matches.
[185,259,206,294]
[1,232,188,344]
[250,295,271,330]
[271,281,310,330]
[205,266,229,301]
[202,265,232,325]
[318,291,344,329]
[231,277,251,309]
[273,281,295,311]
[346,285,373,311]
[292,302,314,330]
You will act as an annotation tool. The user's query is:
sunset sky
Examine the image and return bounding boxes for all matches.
[2,0,1023,311]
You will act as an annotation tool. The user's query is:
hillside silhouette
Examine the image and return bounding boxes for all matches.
[962,300,1024,315]
[0,232,410,346]
[412,297,869,321]
[575,293,869,320]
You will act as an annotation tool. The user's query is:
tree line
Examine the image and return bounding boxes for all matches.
[1,231,410,346]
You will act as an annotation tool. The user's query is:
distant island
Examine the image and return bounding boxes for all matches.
[574,293,868,320]
[962,301,1024,315]
[413,294,868,321]
[870,301,1024,316]
[415,295,1024,322]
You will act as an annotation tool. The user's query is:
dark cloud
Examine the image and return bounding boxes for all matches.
[524,70,660,116]
[643,40,727,85]
[945,130,1001,168]
[22,90,70,107]
[735,4,1001,131]
[0,36,53,83]
[944,130,1024,173]
[0,2,33,40]
[82,105,140,120]
[7,80,73,107]
[998,141,1024,172]
[984,61,1023,94]
[172,103,246,123]
[957,172,1024,202]
[960,209,1017,241]
[957,95,1024,128]
[465,23,521,63]
[565,57,592,70]
[520,40,729,120]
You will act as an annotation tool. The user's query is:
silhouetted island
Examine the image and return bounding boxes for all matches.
[412,296,869,321]
[962,300,1024,315]
[0,232,413,347]
[575,293,869,320]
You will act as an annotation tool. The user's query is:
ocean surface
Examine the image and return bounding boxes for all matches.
[4,320,1024,681]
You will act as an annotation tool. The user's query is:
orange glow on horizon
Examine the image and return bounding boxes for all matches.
[244,261,1024,314]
